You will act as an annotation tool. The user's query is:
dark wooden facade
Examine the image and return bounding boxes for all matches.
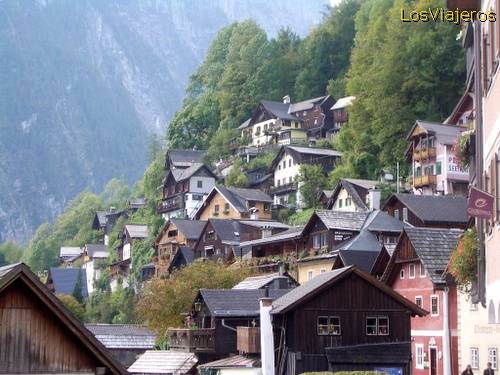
[291,96,335,137]
[272,268,425,375]
[0,263,125,374]
[302,215,358,255]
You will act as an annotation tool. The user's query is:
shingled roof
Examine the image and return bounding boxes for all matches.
[363,210,408,233]
[384,193,468,225]
[170,219,206,240]
[239,226,304,248]
[166,149,204,168]
[404,227,463,284]
[328,178,379,211]
[260,100,301,121]
[406,120,464,145]
[199,288,290,317]
[313,210,368,231]
[232,272,297,290]
[125,224,148,239]
[48,268,88,299]
[128,351,197,374]
[85,324,156,349]
[289,95,328,113]
[209,219,243,245]
[85,244,109,259]
[168,247,195,273]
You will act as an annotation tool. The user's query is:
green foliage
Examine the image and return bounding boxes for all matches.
[85,286,136,324]
[449,228,479,292]
[298,165,330,209]
[137,261,247,337]
[0,241,23,265]
[247,152,276,170]
[57,294,85,321]
[287,208,315,226]
[100,178,131,210]
[225,160,249,188]
[206,126,238,163]
[24,192,104,273]
[336,0,465,179]
[72,268,84,303]
[142,157,165,203]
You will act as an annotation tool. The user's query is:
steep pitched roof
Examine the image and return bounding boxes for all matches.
[168,246,195,273]
[85,324,156,349]
[238,118,252,130]
[85,244,109,259]
[239,226,304,247]
[337,230,382,252]
[336,250,380,273]
[271,266,426,316]
[199,288,290,317]
[404,227,463,284]
[312,210,368,231]
[330,95,356,110]
[328,178,378,210]
[210,219,242,244]
[167,149,204,168]
[406,120,464,145]
[170,219,206,240]
[289,95,328,112]
[362,210,407,233]
[383,193,468,225]
[128,351,197,374]
[170,163,216,182]
[260,100,301,121]
[125,224,148,239]
[0,263,127,374]
[48,268,88,299]
[60,246,83,258]
[232,272,297,290]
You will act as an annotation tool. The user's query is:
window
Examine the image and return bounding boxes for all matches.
[346,197,352,206]
[378,316,389,335]
[419,263,426,277]
[409,263,416,279]
[403,207,408,222]
[431,295,439,316]
[283,160,286,169]
[197,180,203,188]
[214,204,220,215]
[313,233,327,249]
[366,317,378,335]
[307,270,313,281]
[489,348,498,370]
[192,194,203,201]
[338,199,343,208]
[400,266,405,279]
[320,268,326,274]
[415,344,424,369]
[415,296,423,308]
[278,164,281,170]
[289,159,292,167]
[167,230,178,237]
[436,161,442,175]
[471,347,479,369]
[224,203,230,213]
[394,209,399,220]
[277,180,281,186]
[289,176,293,183]
[318,316,341,335]
[317,316,329,335]
[282,177,286,185]
[366,316,390,336]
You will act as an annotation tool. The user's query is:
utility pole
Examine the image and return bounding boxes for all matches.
[396,161,400,193]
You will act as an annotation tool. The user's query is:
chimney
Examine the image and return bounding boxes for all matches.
[282,95,290,104]
[367,188,381,211]
[260,294,275,375]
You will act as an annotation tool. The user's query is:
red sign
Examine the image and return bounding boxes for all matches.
[467,186,495,219]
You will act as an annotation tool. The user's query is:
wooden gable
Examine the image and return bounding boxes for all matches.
[195,189,241,221]
[250,102,276,125]
[0,264,125,374]
[382,231,419,286]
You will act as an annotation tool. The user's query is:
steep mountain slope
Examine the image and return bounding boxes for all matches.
[0,0,328,244]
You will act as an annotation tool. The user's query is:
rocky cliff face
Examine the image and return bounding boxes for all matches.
[0,0,327,244]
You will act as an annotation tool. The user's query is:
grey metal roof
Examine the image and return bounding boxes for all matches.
[85,244,109,259]
[407,120,464,145]
[287,145,343,157]
[170,219,206,240]
[125,224,149,239]
[337,230,382,252]
[315,210,368,231]
[289,95,327,113]
[330,96,355,110]
[238,220,290,229]
[200,289,290,317]
[337,250,380,273]
[168,149,204,167]
[238,118,252,130]
[48,268,88,299]
[217,186,273,213]
[261,100,301,121]
[170,163,214,182]
[239,226,304,247]
[232,273,293,290]
[128,350,197,374]
[60,246,83,258]
[199,355,260,369]
[210,219,242,243]
[388,194,468,224]
[94,211,108,227]
[404,227,463,284]
[168,247,195,273]
[296,253,336,264]
[363,210,407,233]
[85,324,156,349]
[272,268,350,314]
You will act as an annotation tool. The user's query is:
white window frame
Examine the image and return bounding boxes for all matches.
[430,295,439,316]
[307,270,313,281]
[415,344,424,369]
[403,207,408,222]
[366,316,378,336]
[415,296,423,309]
[409,263,416,279]
[489,347,498,370]
[419,262,426,277]
[471,347,479,369]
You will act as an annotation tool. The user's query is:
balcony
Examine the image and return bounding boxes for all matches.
[157,196,184,214]
[413,175,437,188]
[413,147,436,161]
[269,182,298,195]
[167,328,215,352]
[237,327,260,354]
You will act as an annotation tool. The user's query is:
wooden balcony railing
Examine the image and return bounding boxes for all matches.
[269,182,298,195]
[413,175,437,188]
[237,327,260,354]
[157,196,184,214]
[413,147,436,161]
[167,328,215,352]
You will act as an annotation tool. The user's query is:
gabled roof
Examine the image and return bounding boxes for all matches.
[128,197,147,209]
[198,288,290,317]
[85,244,109,259]
[232,272,298,290]
[328,178,379,210]
[60,246,83,258]
[239,226,304,248]
[331,96,356,110]
[168,246,195,273]
[289,95,329,113]
[210,219,242,244]
[48,267,88,299]
[337,230,382,253]
[125,224,148,239]
[271,266,426,317]
[260,100,301,121]
[363,210,408,233]
[128,350,197,374]
[93,211,108,228]
[383,193,468,225]
[167,149,205,168]
[169,163,216,182]
[406,120,464,145]
[85,324,156,349]
[238,117,252,130]
[0,263,127,374]
[336,250,381,274]
[310,210,368,231]
[271,145,342,171]
[199,355,260,369]
[404,227,462,284]
[170,219,206,240]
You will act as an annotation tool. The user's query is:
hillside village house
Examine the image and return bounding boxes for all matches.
[270,145,342,207]
[82,243,109,294]
[405,120,469,195]
[266,266,426,375]
[382,227,462,375]
[194,186,273,221]
[383,193,468,229]
[327,178,381,211]
[329,95,355,136]
[110,224,148,291]
[0,263,126,374]
[154,218,206,276]
[92,209,128,246]
[59,245,83,265]
[46,267,88,300]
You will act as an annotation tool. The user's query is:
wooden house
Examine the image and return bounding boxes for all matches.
[405,120,468,195]
[0,263,126,374]
[270,146,342,208]
[267,266,426,375]
[288,95,336,139]
[158,163,216,220]
[82,244,109,294]
[167,288,290,364]
[165,149,205,170]
[329,95,355,136]
[154,219,206,277]
[232,270,298,290]
[382,227,462,375]
[194,186,273,221]
[92,209,128,246]
[238,226,305,260]
[327,178,380,212]
[382,193,468,229]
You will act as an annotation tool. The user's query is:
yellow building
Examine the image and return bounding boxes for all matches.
[296,254,336,284]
